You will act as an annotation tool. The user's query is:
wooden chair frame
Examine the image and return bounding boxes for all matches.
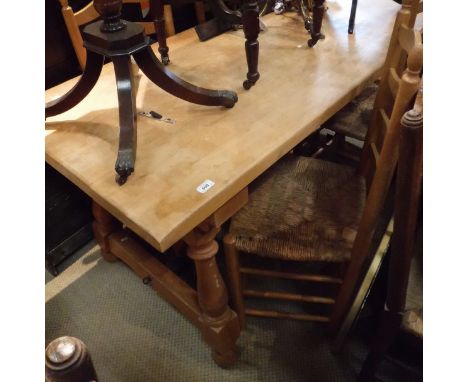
[320,0,423,159]
[223,18,423,333]
[358,86,423,381]
[329,24,422,333]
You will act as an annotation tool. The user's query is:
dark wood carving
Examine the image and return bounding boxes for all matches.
[45,0,238,185]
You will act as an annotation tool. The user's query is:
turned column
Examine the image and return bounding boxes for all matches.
[150,0,170,65]
[92,201,120,262]
[184,222,240,368]
[241,0,260,90]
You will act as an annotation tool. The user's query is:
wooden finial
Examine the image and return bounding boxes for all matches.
[93,0,126,32]
[45,336,99,382]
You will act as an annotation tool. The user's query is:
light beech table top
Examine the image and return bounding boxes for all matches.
[45,0,399,252]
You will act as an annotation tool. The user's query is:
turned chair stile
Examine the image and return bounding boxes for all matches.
[319,0,422,160]
[223,20,422,332]
[328,24,423,332]
[358,85,423,381]
[59,0,177,69]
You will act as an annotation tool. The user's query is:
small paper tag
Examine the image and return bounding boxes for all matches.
[196,179,215,194]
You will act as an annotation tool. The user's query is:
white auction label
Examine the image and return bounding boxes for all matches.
[196,179,215,194]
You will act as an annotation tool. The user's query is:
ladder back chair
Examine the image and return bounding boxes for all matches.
[320,0,422,158]
[223,21,423,332]
[59,0,176,70]
[358,86,423,381]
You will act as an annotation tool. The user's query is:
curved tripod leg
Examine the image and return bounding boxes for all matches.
[46,51,104,118]
[150,0,170,65]
[241,0,260,90]
[112,55,137,185]
[133,47,238,108]
[308,0,326,47]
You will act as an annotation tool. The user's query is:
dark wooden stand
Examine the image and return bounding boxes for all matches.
[45,0,238,185]
[92,198,244,367]
[195,0,261,90]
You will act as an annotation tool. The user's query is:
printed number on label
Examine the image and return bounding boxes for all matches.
[196,180,215,194]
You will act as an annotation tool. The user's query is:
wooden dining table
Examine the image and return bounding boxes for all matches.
[45,0,399,367]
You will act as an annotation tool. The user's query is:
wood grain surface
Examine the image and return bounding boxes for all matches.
[45,0,399,252]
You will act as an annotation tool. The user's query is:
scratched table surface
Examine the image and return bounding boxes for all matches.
[45,0,399,252]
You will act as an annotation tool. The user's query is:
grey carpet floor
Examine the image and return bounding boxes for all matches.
[46,243,421,382]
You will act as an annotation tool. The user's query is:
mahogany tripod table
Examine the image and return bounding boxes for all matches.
[45,0,399,368]
[45,0,238,185]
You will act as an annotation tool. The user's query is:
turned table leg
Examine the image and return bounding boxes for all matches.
[184,223,240,368]
[92,201,120,262]
[308,0,325,47]
[150,0,170,65]
[241,0,260,90]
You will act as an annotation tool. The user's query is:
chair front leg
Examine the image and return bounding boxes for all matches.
[224,234,247,329]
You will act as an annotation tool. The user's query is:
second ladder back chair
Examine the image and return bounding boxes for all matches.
[321,0,423,153]
[59,0,176,70]
[358,86,423,381]
[223,20,423,333]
